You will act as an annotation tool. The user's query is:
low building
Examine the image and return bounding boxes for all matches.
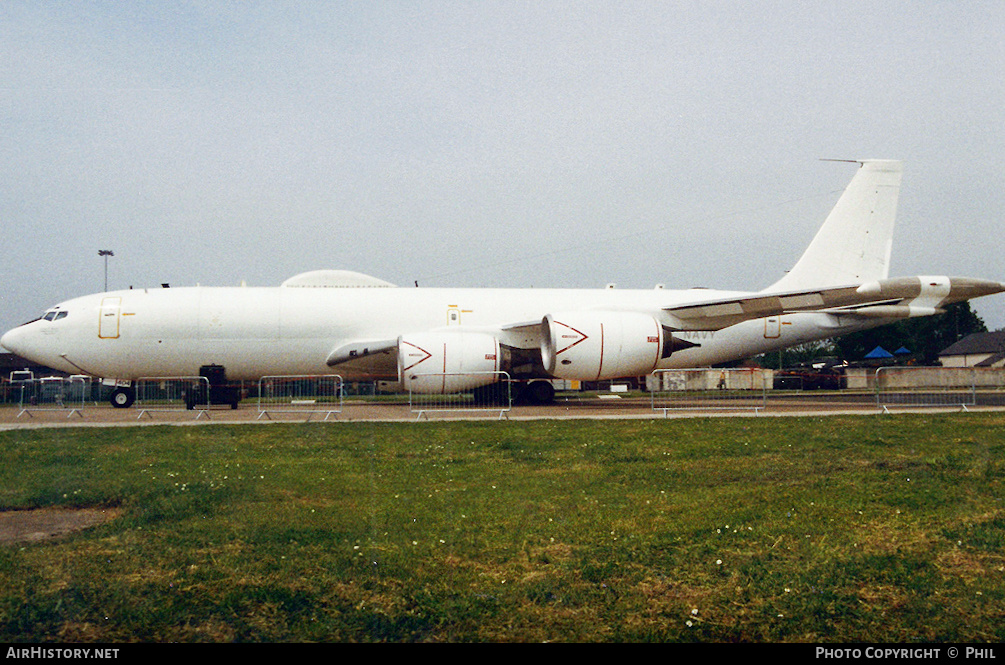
[937,330,1005,368]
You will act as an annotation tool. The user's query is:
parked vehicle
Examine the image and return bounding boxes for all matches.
[773,363,847,390]
[185,364,241,410]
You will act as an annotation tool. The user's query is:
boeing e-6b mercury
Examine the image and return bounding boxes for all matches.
[3,160,1003,408]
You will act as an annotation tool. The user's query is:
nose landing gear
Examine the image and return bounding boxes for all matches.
[109,386,135,409]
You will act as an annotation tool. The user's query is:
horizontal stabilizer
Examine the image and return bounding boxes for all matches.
[666,276,1005,331]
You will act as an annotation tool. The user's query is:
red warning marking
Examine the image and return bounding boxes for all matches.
[400,340,432,372]
[553,320,588,355]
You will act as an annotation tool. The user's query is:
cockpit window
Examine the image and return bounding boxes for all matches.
[42,310,68,322]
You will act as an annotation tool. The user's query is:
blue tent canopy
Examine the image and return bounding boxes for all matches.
[865,346,894,359]
[895,346,911,355]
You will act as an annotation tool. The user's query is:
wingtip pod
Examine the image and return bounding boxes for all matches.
[852,275,1005,306]
[849,276,1005,319]
[868,277,1005,318]
[945,277,1005,303]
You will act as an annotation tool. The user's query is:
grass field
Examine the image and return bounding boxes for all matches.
[1,413,1004,642]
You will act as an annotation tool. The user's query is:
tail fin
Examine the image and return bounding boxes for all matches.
[766,159,903,292]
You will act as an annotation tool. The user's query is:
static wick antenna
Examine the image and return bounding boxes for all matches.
[820,158,865,167]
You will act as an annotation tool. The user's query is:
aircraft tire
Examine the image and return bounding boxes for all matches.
[525,380,555,405]
[109,387,135,409]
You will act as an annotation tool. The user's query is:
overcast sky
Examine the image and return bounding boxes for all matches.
[2,1,1003,349]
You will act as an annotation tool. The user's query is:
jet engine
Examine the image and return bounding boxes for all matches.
[398,330,501,393]
[541,311,666,381]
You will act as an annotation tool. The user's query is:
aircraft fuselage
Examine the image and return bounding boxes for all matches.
[0,283,880,383]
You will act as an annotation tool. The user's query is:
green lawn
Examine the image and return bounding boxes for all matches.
[1,413,1004,642]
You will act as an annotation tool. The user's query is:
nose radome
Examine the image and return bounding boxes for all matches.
[1,327,19,354]
[0,323,70,375]
[2,324,40,360]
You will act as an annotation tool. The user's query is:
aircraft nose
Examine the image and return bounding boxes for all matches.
[1,327,20,354]
[2,321,81,375]
[1,325,28,357]
[2,323,44,360]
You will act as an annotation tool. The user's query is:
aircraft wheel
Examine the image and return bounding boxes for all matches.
[109,387,135,409]
[525,380,555,405]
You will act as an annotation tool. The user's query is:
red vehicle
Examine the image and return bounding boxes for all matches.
[773,365,846,390]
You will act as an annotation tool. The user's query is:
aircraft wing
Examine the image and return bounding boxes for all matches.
[323,276,1004,372]
[665,276,1005,331]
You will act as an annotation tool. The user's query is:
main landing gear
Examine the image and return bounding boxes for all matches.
[471,380,555,405]
[519,380,555,405]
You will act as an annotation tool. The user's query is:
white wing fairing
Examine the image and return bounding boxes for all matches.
[326,339,398,366]
[3,160,1003,407]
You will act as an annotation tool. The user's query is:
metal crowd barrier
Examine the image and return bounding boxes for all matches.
[875,367,989,412]
[135,376,212,419]
[408,372,512,420]
[650,368,770,415]
[14,376,91,418]
[257,375,344,421]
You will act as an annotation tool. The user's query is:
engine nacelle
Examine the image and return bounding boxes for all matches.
[541,311,665,381]
[398,330,502,393]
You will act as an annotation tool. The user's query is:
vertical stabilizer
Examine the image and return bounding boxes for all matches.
[766,160,903,292]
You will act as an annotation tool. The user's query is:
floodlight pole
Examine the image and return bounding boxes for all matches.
[98,250,114,291]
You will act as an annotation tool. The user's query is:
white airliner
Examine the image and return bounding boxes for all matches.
[3,160,1003,407]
